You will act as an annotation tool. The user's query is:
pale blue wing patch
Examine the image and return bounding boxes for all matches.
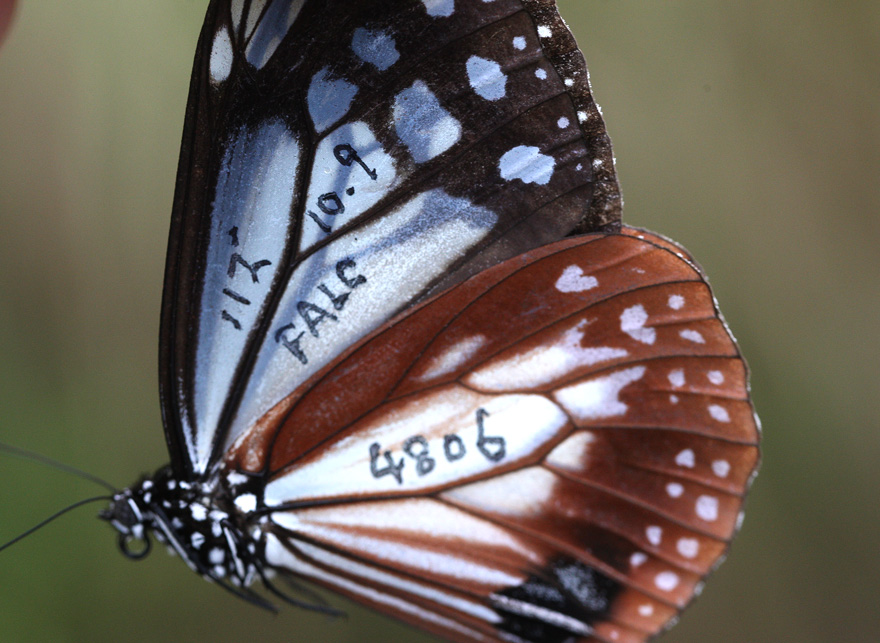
[227,188,498,453]
[190,119,302,473]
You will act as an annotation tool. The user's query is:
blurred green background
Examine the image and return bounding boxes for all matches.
[0,1,877,642]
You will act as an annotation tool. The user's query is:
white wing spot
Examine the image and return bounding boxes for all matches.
[646,525,663,546]
[209,27,233,84]
[468,320,627,390]
[535,68,548,80]
[667,368,685,388]
[555,265,597,293]
[621,304,656,345]
[630,552,648,568]
[307,67,358,133]
[191,532,205,549]
[554,366,646,420]
[666,482,684,498]
[577,110,588,122]
[351,27,400,71]
[669,394,679,404]
[677,537,700,559]
[696,495,719,522]
[537,25,552,38]
[418,335,487,381]
[394,81,462,163]
[709,404,731,423]
[667,294,685,310]
[466,56,507,101]
[638,604,654,617]
[512,36,526,50]
[707,370,725,385]
[655,571,680,592]
[676,449,695,468]
[680,329,706,344]
[421,0,454,17]
[557,116,570,128]
[712,459,731,478]
[499,146,555,185]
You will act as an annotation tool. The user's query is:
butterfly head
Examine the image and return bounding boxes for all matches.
[100,468,261,589]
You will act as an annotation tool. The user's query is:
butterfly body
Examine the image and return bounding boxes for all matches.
[98,1,758,642]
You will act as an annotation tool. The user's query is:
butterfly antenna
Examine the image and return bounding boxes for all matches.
[0,495,113,554]
[0,442,116,492]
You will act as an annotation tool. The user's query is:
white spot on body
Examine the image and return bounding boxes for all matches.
[709,404,731,422]
[555,265,597,292]
[191,532,205,549]
[351,27,400,70]
[680,329,706,344]
[677,537,700,559]
[667,368,685,388]
[646,526,663,546]
[712,459,731,478]
[621,305,656,345]
[512,36,526,50]
[499,146,555,185]
[676,449,695,468]
[554,366,646,420]
[666,482,684,498]
[394,81,462,163]
[191,504,207,521]
[707,370,725,385]
[467,56,507,101]
[235,493,258,513]
[418,335,487,381]
[227,471,248,487]
[209,27,233,84]
[421,0,454,17]
[209,548,225,565]
[696,495,719,522]
[655,571,680,591]
[667,294,685,310]
[307,67,358,133]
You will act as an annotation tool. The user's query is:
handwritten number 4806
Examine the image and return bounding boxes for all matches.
[369,408,506,485]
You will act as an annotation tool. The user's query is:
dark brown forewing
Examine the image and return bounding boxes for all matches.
[225,229,758,643]
[161,0,621,477]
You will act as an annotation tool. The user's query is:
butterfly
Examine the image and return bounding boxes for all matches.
[98,1,760,642]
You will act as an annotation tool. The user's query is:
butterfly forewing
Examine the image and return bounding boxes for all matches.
[160,0,622,477]
[221,230,758,643]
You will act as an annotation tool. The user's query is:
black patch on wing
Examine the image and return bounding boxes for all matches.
[493,558,621,642]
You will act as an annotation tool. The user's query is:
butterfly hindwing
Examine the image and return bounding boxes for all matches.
[222,230,759,643]
[160,0,622,478]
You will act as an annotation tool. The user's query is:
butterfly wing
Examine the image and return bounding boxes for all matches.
[160,0,622,478]
[224,229,760,643]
